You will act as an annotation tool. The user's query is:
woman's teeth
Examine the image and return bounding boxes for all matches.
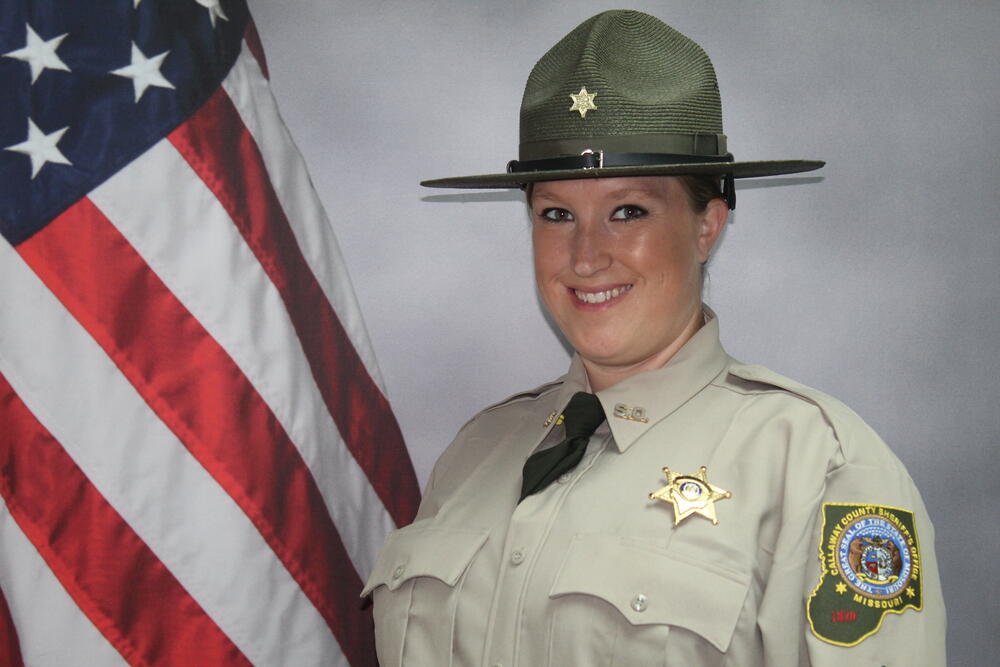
[574,285,632,304]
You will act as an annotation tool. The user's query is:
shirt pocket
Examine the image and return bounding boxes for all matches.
[547,533,750,667]
[362,521,488,667]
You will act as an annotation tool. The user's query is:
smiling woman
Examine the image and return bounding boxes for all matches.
[362,9,946,666]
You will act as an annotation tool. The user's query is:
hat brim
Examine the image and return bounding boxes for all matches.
[420,159,824,189]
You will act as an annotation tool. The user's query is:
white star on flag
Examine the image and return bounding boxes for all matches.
[4,119,73,178]
[196,0,229,27]
[3,24,71,84]
[110,42,175,102]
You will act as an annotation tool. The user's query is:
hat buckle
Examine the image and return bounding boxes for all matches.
[579,149,603,169]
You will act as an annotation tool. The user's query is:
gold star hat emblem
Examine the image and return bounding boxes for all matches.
[568,86,597,118]
[649,466,732,525]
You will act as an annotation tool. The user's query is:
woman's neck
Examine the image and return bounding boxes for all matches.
[581,306,705,392]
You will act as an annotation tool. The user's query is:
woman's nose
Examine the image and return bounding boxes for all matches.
[570,220,612,277]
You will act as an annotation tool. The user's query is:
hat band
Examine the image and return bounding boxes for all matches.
[518,133,727,161]
[507,150,733,174]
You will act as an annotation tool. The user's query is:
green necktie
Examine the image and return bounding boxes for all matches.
[519,392,606,501]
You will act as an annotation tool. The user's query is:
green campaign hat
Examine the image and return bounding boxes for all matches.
[421,10,823,196]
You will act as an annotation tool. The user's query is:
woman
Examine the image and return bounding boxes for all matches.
[363,10,945,666]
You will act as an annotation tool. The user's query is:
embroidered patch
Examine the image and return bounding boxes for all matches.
[807,503,923,646]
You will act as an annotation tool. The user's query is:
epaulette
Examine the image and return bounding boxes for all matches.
[478,378,564,415]
[729,363,860,431]
[726,363,864,445]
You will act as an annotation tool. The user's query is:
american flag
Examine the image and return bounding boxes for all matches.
[0,1,420,665]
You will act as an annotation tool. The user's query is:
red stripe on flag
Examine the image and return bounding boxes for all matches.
[17,199,377,666]
[0,585,24,667]
[0,373,250,667]
[243,19,269,80]
[169,86,420,527]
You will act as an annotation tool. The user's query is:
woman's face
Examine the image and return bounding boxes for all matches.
[531,176,726,384]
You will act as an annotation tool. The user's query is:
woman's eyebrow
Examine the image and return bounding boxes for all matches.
[532,188,656,204]
[604,188,651,199]
[597,187,665,203]
[530,192,564,204]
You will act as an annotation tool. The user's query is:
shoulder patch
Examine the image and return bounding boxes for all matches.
[807,503,923,646]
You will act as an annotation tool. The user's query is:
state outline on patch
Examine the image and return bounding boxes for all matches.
[806,501,924,647]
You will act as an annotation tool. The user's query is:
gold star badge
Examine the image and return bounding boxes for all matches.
[835,582,848,595]
[649,466,732,525]
[568,86,597,118]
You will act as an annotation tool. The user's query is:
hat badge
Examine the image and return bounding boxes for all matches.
[568,86,597,118]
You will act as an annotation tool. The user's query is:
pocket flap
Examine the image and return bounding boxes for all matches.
[362,521,489,596]
[549,533,749,652]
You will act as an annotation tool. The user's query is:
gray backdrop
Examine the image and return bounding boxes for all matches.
[248,1,998,663]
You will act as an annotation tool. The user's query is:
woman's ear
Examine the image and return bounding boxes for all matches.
[696,197,729,263]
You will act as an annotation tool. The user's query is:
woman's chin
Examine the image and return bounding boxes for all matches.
[571,338,637,368]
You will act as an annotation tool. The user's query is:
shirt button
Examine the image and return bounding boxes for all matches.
[557,473,572,484]
[510,549,525,565]
[392,565,405,579]
[631,593,648,612]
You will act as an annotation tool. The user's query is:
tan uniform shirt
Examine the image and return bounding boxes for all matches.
[364,315,946,666]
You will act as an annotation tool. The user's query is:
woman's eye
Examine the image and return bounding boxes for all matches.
[610,205,647,221]
[540,208,573,222]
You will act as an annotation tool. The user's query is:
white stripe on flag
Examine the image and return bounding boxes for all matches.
[0,240,339,666]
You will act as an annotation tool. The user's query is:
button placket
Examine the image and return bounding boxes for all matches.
[487,423,615,665]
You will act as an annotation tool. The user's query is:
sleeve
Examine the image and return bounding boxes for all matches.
[755,404,946,666]
[727,365,946,666]
[800,449,946,667]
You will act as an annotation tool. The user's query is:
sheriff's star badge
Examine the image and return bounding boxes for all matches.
[649,466,731,525]
[568,86,597,118]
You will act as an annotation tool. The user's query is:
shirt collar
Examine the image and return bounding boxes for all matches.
[557,308,729,453]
